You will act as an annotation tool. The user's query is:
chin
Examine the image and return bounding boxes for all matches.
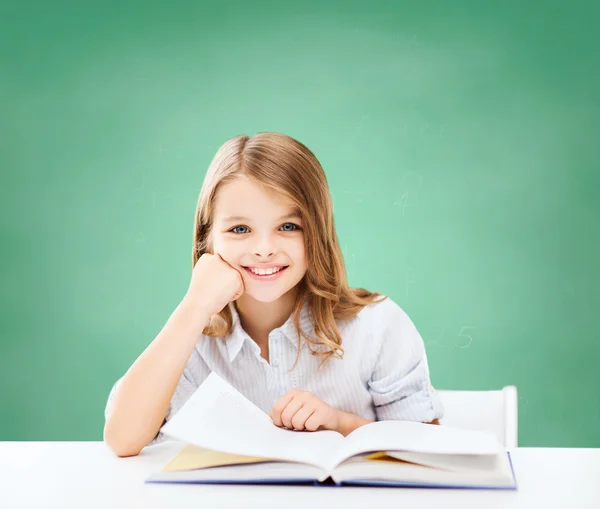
[244,290,289,303]
[244,277,304,303]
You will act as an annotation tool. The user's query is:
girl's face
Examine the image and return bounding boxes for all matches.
[209,175,307,303]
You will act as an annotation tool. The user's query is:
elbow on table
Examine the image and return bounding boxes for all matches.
[103,423,145,458]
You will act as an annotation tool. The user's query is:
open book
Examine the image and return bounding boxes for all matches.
[146,373,517,490]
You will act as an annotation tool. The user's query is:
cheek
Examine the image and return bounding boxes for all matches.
[289,239,307,267]
[212,238,244,264]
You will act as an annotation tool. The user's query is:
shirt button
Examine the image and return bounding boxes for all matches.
[272,360,279,368]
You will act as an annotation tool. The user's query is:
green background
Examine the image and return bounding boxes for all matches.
[1,0,599,447]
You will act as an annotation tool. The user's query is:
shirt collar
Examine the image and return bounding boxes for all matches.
[225,300,314,362]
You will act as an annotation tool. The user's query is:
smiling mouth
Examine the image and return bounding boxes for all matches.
[243,265,289,276]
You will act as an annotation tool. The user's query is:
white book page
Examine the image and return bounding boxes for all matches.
[328,420,504,469]
[332,455,515,487]
[148,461,327,484]
[160,372,344,469]
[383,450,505,472]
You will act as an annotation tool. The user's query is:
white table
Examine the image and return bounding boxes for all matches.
[1,441,599,509]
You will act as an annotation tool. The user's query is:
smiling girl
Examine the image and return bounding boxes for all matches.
[104,133,443,457]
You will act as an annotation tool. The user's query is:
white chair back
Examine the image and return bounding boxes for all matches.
[436,386,518,448]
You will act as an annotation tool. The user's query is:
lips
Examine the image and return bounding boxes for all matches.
[242,265,289,281]
[243,264,288,273]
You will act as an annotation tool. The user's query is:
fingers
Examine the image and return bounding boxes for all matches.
[304,410,324,432]
[280,397,305,429]
[236,270,245,296]
[290,406,315,431]
[233,275,245,300]
[272,389,316,430]
[215,252,245,299]
[271,390,331,432]
[270,391,297,427]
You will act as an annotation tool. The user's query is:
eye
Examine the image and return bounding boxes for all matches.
[280,223,300,232]
[230,225,250,234]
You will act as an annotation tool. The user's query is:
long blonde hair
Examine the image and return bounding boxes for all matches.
[192,132,386,365]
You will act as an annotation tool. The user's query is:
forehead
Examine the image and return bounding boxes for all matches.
[213,176,299,219]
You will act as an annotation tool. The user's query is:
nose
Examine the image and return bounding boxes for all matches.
[252,234,277,259]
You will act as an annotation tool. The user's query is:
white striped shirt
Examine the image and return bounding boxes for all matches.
[104,296,444,445]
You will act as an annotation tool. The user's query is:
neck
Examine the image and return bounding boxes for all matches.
[234,288,299,346]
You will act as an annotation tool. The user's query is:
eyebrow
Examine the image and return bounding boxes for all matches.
[221,212,302,223]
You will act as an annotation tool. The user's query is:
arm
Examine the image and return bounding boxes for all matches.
[270,396,438,438]
[269,301,443,436]
[336,413,439,436]
[103,298,210,457]
[104,252,244,457]
[336,411,373,436]
[368,300,444,423]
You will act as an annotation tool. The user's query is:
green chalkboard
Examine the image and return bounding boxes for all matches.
[1,0,599,447]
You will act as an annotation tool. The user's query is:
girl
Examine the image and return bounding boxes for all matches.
[104,133,443,457]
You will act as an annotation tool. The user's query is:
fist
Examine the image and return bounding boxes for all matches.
[269,389,341,432]
[185,253,245,317]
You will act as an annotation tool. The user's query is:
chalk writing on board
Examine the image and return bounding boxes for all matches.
[357,115,368,131]
[397,191,410,215]
[393,33,422,48]
[455,326,476,349]
[426,324,445,348]
[424,123,446,139]
[393,171,423,214]
[408,34,421,48]
[391,122,445,139]
[341,245,357,274]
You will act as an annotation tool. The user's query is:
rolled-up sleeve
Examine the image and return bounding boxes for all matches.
[367,301,444,422]
[104,367,198,446]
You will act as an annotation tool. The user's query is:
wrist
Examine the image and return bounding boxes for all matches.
[335,410,373,436]
[178,296,213,332]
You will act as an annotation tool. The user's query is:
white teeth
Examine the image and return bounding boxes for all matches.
[250,267,282,275]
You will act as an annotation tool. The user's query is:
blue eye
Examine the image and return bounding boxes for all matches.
[229,223,300,234]
[280,223,300,231]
